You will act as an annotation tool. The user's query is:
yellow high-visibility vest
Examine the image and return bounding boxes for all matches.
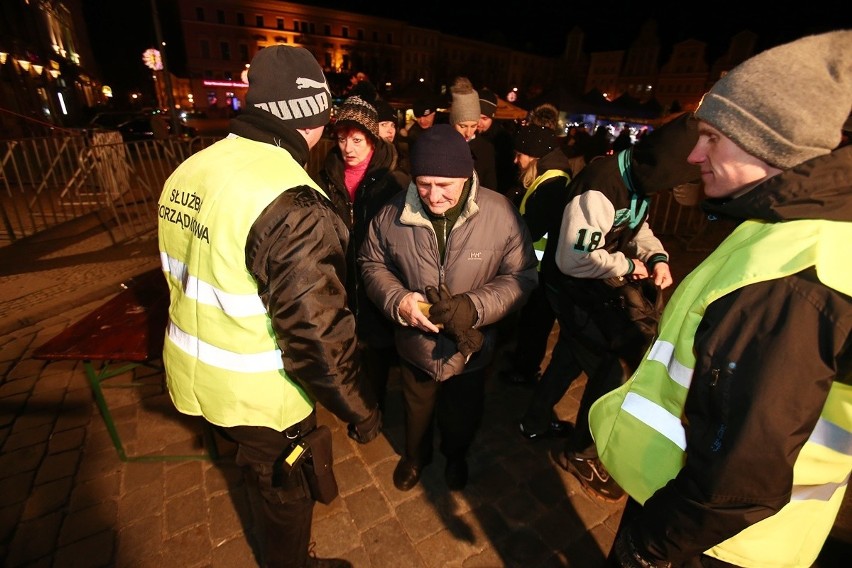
[519,169,571,269]
[158,136,328,431]
[590,218,852,567]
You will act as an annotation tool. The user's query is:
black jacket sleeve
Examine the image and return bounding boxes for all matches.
[245,185,377,425]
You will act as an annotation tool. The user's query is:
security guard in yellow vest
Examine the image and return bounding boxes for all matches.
[590,31,852,567]
[501,125,573,389]
[158,46,381,568]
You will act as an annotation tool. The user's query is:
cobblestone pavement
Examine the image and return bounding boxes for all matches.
[0,231,849,567]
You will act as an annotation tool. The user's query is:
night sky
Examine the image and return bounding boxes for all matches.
[82,0,850,102]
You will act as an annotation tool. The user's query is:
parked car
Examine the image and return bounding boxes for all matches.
[87,110,171,142]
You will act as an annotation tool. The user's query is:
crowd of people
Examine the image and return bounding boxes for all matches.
[156,28,852,568]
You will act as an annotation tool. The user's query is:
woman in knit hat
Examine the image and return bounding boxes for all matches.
[315,95,408,412]
[589,30,852,567]
[375,98,411,176]
[449,76,498,190]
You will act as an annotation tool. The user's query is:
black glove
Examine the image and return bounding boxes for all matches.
[425,285,483,358]
[347,407,382,444]
[455,327,484,359]
[424,284,477,335]
[612,526,671,568]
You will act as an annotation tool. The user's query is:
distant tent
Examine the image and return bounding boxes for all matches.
[494,96,527,120]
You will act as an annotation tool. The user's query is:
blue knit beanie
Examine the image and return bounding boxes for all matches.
[410,124,474,178]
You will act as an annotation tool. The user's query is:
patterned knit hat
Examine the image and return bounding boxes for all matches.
[695,30,852,168]
[450,77,481,125]
[334,95,379,141]
[410,124,474,178]
[245,46,331,129]
[513,125,557,158]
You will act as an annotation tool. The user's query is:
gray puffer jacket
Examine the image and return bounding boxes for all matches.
[358,174,538,380]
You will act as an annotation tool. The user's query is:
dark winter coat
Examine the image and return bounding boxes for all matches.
[315,139,407,346]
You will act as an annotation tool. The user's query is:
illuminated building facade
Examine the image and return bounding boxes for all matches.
[0,0,104,136]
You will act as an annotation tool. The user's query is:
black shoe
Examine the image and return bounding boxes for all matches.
[519,419,574,440]
[444,458,468,491]
[551,450,625,502]
[393,458,425,491]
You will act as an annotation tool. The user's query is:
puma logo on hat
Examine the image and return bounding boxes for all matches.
[245,46,332,129]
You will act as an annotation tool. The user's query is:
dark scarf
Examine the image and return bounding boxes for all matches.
[229,107,311,165]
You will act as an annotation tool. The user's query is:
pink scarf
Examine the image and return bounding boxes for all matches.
[344,149,373,202]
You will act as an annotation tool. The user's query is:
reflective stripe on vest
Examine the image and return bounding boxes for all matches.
[590,218,852,567]
[158,136,329,431]
[519,169,570,270]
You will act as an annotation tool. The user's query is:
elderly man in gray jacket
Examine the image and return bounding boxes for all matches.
[359,124,538,492]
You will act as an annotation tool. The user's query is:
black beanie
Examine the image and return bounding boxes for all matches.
[514,124,557,158]
[479,89,498,118]
[245,46,331,129]
[628,112,701,196]
[374,99,397,123]
[410,124,474,178]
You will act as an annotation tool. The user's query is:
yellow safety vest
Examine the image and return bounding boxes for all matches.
[519,169,571,269]
[590,218,852,567]
[157,136,328,431]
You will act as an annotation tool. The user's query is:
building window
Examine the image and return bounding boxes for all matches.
[256,15,264,27]
[220,42,231,61]
[357,29,364,41]
[324,53,332,68]
[293,20,299,31]
[237,12,245,26]
[217,10,224,24]
[342,26,349,38]
[324,24,331,36]
[277,18,284,30]
[195,7,204,21]
[200,39,210,59]
[239,44,249,62]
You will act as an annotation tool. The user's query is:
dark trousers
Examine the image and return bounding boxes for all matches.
[544,284,630,457]
[398,361,487,465]
[361,342,397,413]
[222,413,317,568]
[509,282,557,378]
[609,499,737,567]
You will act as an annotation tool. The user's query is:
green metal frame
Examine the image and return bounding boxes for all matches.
[82,359,220,462]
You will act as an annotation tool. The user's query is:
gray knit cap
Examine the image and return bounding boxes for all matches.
[450,77,481,125]
[695,30,852,169]
[334,95,379,141]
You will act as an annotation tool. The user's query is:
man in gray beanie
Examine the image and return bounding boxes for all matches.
[450,76,498,189]
[588,30,852,567]
[158,45,381,568]
[359,123,538,492]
